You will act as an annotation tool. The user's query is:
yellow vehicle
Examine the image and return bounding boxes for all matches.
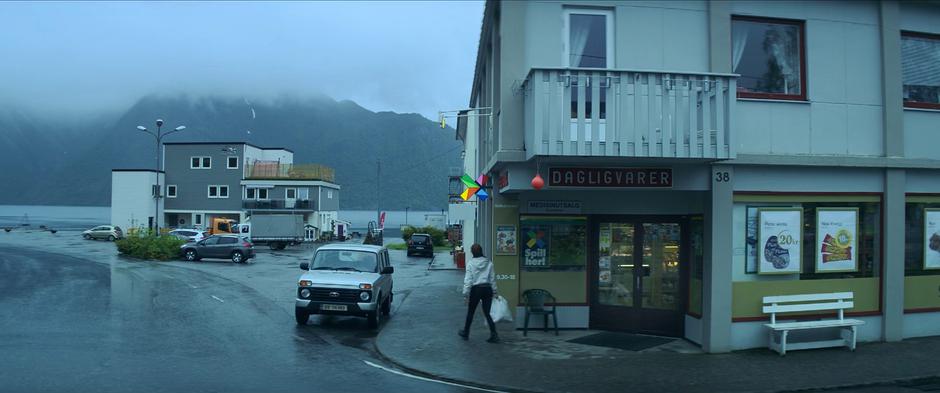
[208,217,238,235]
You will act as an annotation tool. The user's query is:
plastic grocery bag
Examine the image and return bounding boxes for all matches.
[490,295,513,323]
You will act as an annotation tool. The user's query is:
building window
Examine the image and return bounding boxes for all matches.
[327,190,333,199]
[258,188,268,200]
[246,188,255,199]
[902,31,940,109]
[732,16,806,100]
[227,156,239,169]
[195,214,202,225]
[563,9,612,68]
[166,185,177,198]
[191,156,212,169]
[208,185,229,199]
[286,188,297,199]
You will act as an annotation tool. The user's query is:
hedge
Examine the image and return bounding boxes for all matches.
[401,225,447,247]
[116,234,186,260]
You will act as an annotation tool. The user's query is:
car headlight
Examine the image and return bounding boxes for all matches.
[300,289,311,299]
[359,291,371,301]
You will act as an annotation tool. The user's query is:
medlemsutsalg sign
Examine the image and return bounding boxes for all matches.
[548,167,673,188]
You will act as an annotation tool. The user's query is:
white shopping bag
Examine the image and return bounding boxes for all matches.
[490,295,513,323]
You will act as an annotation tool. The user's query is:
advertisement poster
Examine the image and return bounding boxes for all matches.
[495,225,517,256]
[815,208,858,273]
[925,209,940,270]
[522,226,549,268]
[757,208,803,274]
[745,207,759,273]
[599,228,612,257]
[598,256,612,285]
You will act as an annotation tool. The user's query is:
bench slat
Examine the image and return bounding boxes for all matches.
[763,301,854,314]
[763,292,854,304]
[765,319,865,330]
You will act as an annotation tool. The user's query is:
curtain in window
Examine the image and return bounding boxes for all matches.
[732,26,749,72]
[569,18,590,67]
[764,25,799,94]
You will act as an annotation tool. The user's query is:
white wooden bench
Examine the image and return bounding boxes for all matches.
[762,292,865,356]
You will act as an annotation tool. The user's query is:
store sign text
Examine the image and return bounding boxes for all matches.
[549,167,672,188]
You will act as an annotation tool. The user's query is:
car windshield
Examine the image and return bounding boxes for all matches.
[311,250,377,273]
[412,235,430,244]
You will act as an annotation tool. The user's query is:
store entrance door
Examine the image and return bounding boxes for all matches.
[592,219,686,336]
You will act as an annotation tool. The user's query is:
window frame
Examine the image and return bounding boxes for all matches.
[286,188,297,199]
[166,184,177,198]
[327,190,333,199]
[562,8,615,69]
[731,15,807,102]
[258,188,269,200]
[901,30,940,110]
[191,156,212,169]
[227,156,239,169]
[207,185,229,199]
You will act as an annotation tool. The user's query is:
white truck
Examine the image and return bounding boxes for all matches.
[235,214,305,250]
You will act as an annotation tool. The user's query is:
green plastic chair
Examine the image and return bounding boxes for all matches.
[522,289,559,336]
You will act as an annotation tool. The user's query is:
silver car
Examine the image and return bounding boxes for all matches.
[82,225,124,241]
[295,244,394,328]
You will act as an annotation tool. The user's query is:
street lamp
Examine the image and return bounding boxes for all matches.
[405,207,409,226]
[136,119,186,233]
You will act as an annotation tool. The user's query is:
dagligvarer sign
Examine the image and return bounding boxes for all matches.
[548,167,673,188]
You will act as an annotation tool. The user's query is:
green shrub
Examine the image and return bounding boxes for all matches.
[401,225,447,247]
[116,234,186,261]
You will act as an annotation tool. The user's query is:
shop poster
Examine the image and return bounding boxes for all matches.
[815,208,858,273]
[757,208,803,274]
[522,226,549,267]
[598,228,612,285]
[745,207,759,273]
[925,209,940,270]
[495,225,517,256]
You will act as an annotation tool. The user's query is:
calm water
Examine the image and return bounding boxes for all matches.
[0,205,446,235]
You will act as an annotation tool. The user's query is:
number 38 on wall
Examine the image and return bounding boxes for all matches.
[714,171,731,183]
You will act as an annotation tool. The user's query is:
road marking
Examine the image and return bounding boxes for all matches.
[189,285,199,289]
[362,360,505,393]
[211,295,225,303]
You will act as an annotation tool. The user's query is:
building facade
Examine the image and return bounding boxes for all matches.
[458,0,940,352]
[112,142,340,240]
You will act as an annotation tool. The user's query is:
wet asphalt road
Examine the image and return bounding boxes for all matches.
[0,233,470,393]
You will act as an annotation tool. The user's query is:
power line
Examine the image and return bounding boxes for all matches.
[339,144,462,188]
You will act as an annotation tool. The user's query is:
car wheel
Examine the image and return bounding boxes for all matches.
[295,308,310,325]
[108,235,115,241]
[184,249,198,261]
[368,309,380,329]
[381,295,391,316]
[83,234,91,240]
[231,251,244,264]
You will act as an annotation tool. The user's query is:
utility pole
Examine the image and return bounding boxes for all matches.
[376,159,381,225]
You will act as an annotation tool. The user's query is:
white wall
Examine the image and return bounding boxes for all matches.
[903,110,940,160]
[243,145,294,165]
[903,312,940,339]
[111,171,164,231]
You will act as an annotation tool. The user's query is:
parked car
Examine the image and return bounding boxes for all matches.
[406,233,434,257]
[168,229,207,243]
[82,225,124,241]
[180,235,254,263]
[295,244,394,328]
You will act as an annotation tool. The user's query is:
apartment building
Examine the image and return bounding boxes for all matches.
[111,142,340,240]
[456,0,940,353]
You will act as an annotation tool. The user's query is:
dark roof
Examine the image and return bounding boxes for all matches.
[111,169,165,173]
[162,141,294,153]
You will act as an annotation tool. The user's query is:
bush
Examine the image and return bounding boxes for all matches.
[401,225,447,247]
[116,234,186,261]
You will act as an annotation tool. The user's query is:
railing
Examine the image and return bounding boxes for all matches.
[244,163,335,182]
[243,199,315,210]
[523,68,736,159]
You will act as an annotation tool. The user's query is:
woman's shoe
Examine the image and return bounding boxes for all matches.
[458,330,469,340]
[487,334,500,343]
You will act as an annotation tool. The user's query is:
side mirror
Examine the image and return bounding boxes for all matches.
[300,262,309,270]
[382,266,394,275]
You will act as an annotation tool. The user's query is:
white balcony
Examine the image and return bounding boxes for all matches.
[523,68,737,160]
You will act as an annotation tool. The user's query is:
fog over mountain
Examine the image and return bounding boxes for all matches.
[0,94,461,210]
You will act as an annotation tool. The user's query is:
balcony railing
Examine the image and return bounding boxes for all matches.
[244,163,335,182]
[523,68,736,159]
[243,199,315,210]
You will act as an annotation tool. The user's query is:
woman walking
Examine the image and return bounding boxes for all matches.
[458,243,500,343]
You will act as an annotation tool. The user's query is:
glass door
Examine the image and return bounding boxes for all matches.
[592,220,685,336]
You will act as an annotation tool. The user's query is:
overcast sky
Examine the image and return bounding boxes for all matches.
[0,1,483,121]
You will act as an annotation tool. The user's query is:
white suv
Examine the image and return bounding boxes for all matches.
[295,244,394,329]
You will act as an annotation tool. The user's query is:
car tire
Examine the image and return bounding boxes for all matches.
[295,308,310,325]
[380,295,391,316]
[108,235,116,242]
[368,309,380,329]
[83,234,91,240]
[231,251,244,264]
[184,249,198,261]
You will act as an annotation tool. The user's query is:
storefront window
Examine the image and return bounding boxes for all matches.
[520,217,587,271]
[905,203,940,276]
[688,217,704,317]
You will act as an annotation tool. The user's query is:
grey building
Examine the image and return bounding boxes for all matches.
[458,0,940,353]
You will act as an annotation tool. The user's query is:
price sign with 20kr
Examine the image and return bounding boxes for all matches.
[757,208,803,275]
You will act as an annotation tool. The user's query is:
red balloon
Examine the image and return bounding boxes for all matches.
[531,173,545,190]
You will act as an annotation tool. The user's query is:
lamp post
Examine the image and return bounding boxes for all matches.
[405,207,409,226]
[136,119,186,233]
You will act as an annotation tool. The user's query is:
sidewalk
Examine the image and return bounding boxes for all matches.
[375,269,940,393]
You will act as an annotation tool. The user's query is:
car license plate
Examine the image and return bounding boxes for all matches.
[415,246,425,249]
[321,304,347,311]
